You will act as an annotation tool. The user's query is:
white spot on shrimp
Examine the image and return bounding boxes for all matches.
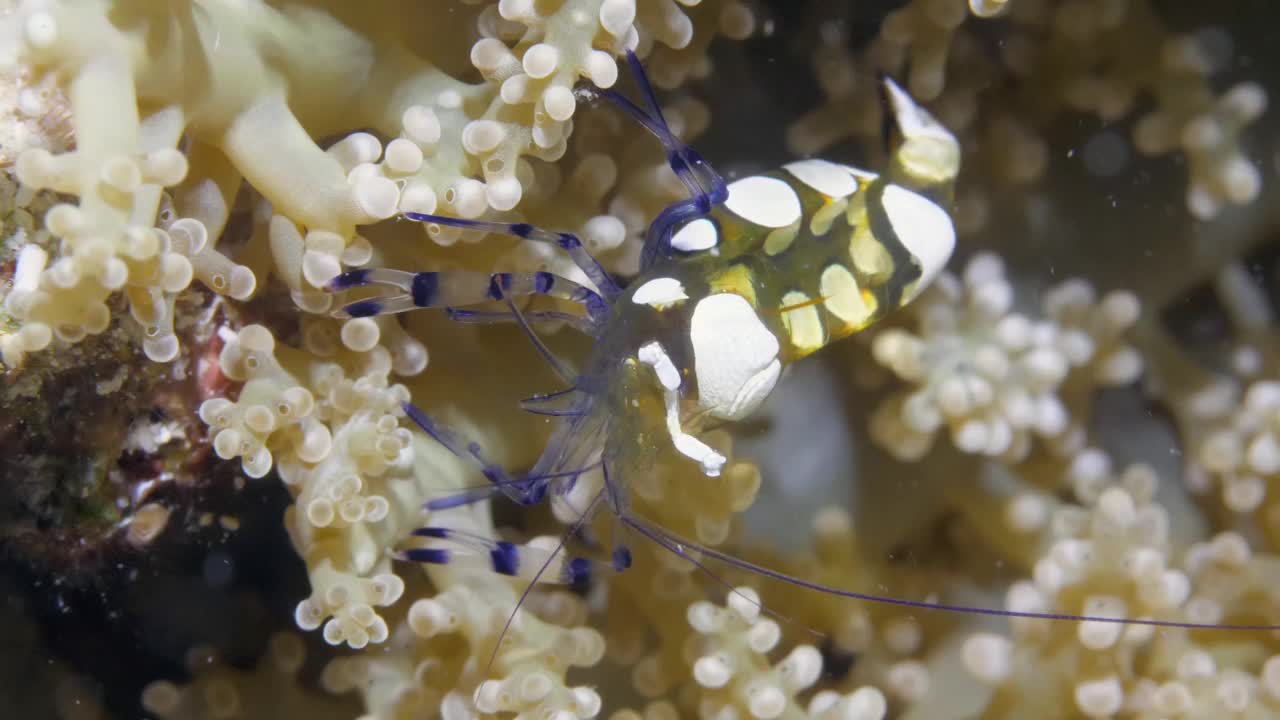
[632,277,688,309]
[724,175,801,228]
[820,263,872,327]
[690,293,782,421]
[671,218,718,252]
[784,159,858,198]
[881,184,955,297]
[637,341,681,390]
[780,290,825,353]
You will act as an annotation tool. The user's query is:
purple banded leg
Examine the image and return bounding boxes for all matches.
[404,398,602,511]
[399,525,631,587]
[606,51,725,198]
[593,467,636,580]
[401,213,620,301]
[326,268,608,320]
[401,401,543,507]
[400,528,585,583]
[423,490,611,676]
[596,87,727,221]
[585,51,728,269]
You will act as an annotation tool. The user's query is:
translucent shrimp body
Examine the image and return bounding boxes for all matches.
[533,79,961,501]
[324,53,1280,636]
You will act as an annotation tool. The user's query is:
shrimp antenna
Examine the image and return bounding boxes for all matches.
[503,297,576,384]
[616,506,825,640]
[544,468,828,640]
[619,512,1280,631]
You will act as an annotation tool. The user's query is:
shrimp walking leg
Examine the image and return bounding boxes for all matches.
[327,268,608,320]
[402,401,543,507]
[398,523,630,587]
[586,51,729,268]
[401,213,621,301]
[405,399,603,510]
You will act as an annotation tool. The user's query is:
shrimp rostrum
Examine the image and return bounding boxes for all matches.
[326,53,1280,633]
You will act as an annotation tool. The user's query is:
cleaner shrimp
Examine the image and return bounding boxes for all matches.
[325,51,1280,639]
